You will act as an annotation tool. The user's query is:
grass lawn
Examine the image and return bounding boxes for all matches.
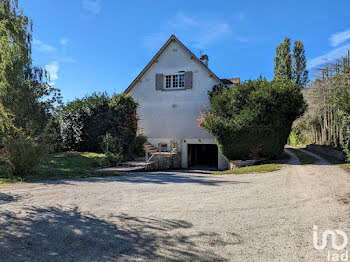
[0,152,123,186]
[213,164,282,175]
[213,151,291,176]
[287,148,318,165]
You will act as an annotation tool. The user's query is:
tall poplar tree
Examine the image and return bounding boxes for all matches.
[293,40,308,87]
[274,37,309,87]
[274,37,292,81]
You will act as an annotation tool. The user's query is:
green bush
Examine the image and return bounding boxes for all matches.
[100,132,121,153]
[131,135,147,157]
[43,117,66,152]
[4,135,51,176]
[92,152,121,167]
[289,129,306,146]
[59,93,139,156]
[203,79,306,160]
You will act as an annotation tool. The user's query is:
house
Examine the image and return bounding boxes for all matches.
[125,35,239,170]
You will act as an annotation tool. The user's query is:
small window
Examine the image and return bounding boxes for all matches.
[165,75,171,88]
[164,74,185,89]
[179,75,185,87]
[159,143,168,152]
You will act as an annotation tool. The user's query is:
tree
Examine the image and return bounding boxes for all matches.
[0,102,15,138]
[59,93,140,157]
[274,37,292,81]
[293,40,309,87]
[0,0,62,136]
[274,37,309,87]
[201,79,306,160]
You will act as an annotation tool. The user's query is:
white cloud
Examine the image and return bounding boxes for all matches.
[330,29,350,47]
[82,0,101,15]
[45,61,59,84]
[308,43,350,69]
[144,12,241,50]
[32,38,56,52]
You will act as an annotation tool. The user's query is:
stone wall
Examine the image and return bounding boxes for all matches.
[229,160,258,169]
[145,152,182,171]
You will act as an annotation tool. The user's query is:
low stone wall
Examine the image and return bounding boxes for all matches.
[229,160,259,169]
[145,152,182,171]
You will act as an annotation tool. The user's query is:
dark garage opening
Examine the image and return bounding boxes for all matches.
[188,144,218,169]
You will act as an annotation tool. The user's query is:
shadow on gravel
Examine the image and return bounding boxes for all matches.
[31,172,250,186]
[0,207,227,262]
[0,193,22,204]
[113,172,250,186]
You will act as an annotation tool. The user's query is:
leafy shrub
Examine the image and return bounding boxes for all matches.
[100,132,120,153]
[4,135,51,176]
[202,79,306,160]
[92,152,121,167]
[289,129,305,146]
[59,93,140,156]
[43,117,66,152]
[131,135,147,157]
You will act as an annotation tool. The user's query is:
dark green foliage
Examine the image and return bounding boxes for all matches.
[42,116,65,152]
[203,79,306,160]
[4,134,51,176]
[131,135,147,157]
[59,93,140,158]
[100,132,120,153]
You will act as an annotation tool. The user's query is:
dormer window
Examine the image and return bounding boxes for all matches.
[165,74,185,89]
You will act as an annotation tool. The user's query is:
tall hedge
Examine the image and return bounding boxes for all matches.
[202,79,306,160]
[59,93,138,155]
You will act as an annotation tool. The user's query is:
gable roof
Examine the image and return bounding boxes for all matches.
[124,35,223,93]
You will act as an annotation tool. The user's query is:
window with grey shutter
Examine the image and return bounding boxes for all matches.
[184,71,193,89]
[156,74,163,90]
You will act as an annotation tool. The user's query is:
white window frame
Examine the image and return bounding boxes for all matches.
[164,73,185,90]
[159,143,168,152]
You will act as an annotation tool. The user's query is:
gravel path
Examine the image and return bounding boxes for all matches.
[1,149,350,261]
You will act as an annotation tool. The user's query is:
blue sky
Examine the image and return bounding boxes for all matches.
[21,0,350,102]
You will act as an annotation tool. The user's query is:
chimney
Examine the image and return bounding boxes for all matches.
[200,54,209,67]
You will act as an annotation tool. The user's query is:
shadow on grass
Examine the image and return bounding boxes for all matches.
[0,207,227,261]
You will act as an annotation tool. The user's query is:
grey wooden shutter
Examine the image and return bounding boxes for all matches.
[185,71,193,89]
[156,74,163,90]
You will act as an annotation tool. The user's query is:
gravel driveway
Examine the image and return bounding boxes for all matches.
[1,149,350,261]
